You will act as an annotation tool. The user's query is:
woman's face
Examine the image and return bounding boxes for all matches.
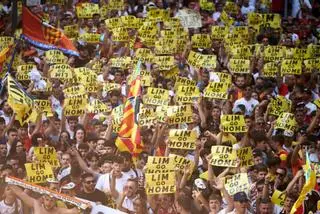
[133,198,144,213]
[75,129,85,142]
[16,142,24,153]
[60,132,69,142]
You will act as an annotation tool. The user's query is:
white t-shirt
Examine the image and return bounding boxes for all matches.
[305,102,317,115]
[0,199,23,214]
[95,173,128,199]
[122,196,137,212]
[122,168,139,180]
[233,97,259,116]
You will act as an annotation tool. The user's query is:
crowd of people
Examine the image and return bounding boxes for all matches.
[0,0,320,213]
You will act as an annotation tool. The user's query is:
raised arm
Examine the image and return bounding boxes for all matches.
[8,185,35,208]
[212,177,234,212]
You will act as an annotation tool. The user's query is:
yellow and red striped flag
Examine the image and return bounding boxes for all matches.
[115,61,143,155]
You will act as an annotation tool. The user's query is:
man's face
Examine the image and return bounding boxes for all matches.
[18,127,28,138]
[259,203,271,214]
[83,176,96,192]
[100,162,112,174]
[236,77,245,88]
[114,72,123,83]
[112,162,122,176]
[125,181,137,198]
[234,201,248,212]
[284,197,295,210]
[257,171,267,180]
[79,148,88,157]
[254,156,263,165]
[209,199,221,212]
[8,131,18,143]
[275,168,286,182]
[68,120,77,130]
[105,146,114,154]
[96,140,105,150]
[9,159,19,170]
[3,102,12,115]
[42,195,57,210]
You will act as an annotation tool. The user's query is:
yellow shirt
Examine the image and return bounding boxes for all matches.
[217,132,237,145]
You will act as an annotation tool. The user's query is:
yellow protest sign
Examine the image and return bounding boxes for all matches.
[231,46,253,59]
[268,96,291,116]
[160,30,177,39]
[63,25,78,38]
[304,58,320,73]
[314,99,320,109]
[155,38,177,55]
[287,48,310,60]
[200,0,215,10]
[45,50,66,64]
[229,59,250,73]
[0,36,14,49]
[50,64,72,81]
[281,59,302,75]
[153,56,175,70]
[144,87,169,106]
[191,34,211,49]
[105,17,122,29]
[103,83,121,94]
[210,146,237,167]
[163,18,181,29]
[145,172,176,195]
[25,163,54,183]
[224,173,250,195]
[271,190,286,207]
[109,57,131,69]
[107,0,125,10]
[237,147,254,167]
[76,3,99,18]
[146,156,175,173]
[307,44,320,58]
[211,26,227,40]
[16,64,36,81]
[263,62,279,77]
[34,100,53,117]
[156,105,167,123]
[64,96,88,116]
[63,85,87,98]
[211,72,232,84]
[274,112,297,133]
[168,129,197,150]
[220,11,234,26]
[167,105,193,124]
[135,48,154,62]
[204,82,229,100]
[264,46,286,62]
[34,147,59,167]
[187,51,217,69]
[248,12,263,30]
[87,99,111,114]
[174,76,197,90]
[147,8,169,22]
[138,107,156,127]
[224,1,239,15]
[169,154,195,171]
[121,15,140,29]
[221,115,247,133]
[261,13,281,29]
[176,86,200,103]
[79,33,101,43]
[112,27,129,42]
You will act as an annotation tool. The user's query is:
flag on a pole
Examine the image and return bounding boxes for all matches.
[115,62,143,155]
[21,6,79,56]
[290,152,316,214]
[7,75,37,125]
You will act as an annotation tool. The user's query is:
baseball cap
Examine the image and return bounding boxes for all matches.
[234,192,249,202]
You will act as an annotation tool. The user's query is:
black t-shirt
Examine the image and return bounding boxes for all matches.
[76,189,108,205]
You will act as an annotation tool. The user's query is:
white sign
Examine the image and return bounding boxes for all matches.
[175,9,202,29]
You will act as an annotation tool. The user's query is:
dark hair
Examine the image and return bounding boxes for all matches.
[74,125,86,141]
[31,133,44,146]
[0,117,5,124]
[81,172,94,180]
[86,152,99,161]
[7,128,17,135]
[113,155,124,164]
[119,151,132,162]
[255,163,268,173]
[78,143,89,151]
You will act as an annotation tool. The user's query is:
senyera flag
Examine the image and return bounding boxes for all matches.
[21,6,79,56]
[116,61,143,156]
